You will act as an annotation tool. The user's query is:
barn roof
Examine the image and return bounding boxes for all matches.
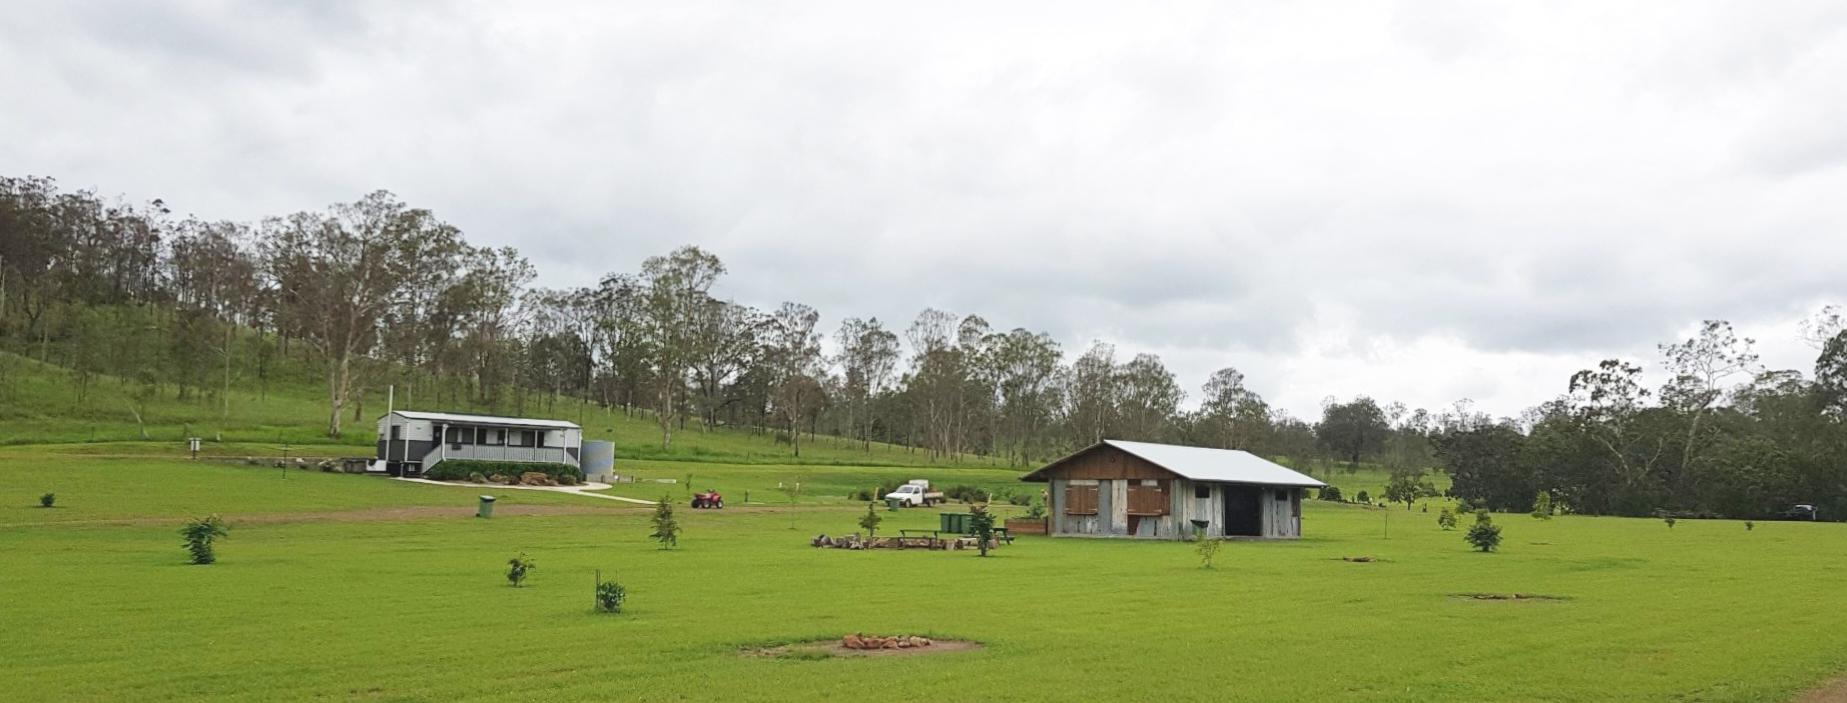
[1021,439,1326,487]
[387,410,580,429]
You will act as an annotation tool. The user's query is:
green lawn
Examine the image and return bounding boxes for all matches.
[2,451,1844,701]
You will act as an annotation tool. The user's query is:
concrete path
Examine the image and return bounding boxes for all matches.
[392,477,657,505]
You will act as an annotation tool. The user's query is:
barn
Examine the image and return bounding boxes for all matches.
[1020,440,1326,540]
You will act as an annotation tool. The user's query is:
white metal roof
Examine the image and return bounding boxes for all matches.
[1022,439,1326,487]
[387,410,580,429]
[1103,440,1325,487]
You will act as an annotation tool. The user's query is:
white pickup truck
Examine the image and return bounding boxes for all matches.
[884,480,945,507]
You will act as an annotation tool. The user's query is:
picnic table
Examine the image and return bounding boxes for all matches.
[896,529,946,549]
[897,528,1010,548]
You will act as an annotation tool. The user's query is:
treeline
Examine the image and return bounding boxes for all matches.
[2,176,1844,519]
[1435,317,1847,521]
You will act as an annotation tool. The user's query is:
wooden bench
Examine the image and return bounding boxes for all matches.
[896,529,945,549]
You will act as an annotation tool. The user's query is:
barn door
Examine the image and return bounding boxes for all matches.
[1223,485,1262,536]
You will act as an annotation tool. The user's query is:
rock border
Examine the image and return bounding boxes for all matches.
[743,637,982,659]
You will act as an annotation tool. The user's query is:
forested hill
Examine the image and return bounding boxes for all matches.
[0,349,997,468]
[3,175,1846,519]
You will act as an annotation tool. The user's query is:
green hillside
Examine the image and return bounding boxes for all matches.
[0,351,1001,468]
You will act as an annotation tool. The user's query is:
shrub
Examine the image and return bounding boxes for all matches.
[1531,492,1553,520]
[1437,507,1458,531]
[1355,490,1370,504]
[944,485,989,504]
[1025,499,1046,520]
[506,553,534,587]
[1196,536,1224,569]
[858,502,883,537]
[1317,485,1343,502]
[467,472,487,483]
[1465,511,1502,552]
[595,573,626,613]
[180,515,229,565]
[1007,492,1033,507]
[969,504,996,557]
[1664,516,1677,529]
[426,460,583,484]
[848,488,873,501]
[650,497,680,549]
[556,473,579,486]
[1745,521,1755,531]
[39,492,55,508]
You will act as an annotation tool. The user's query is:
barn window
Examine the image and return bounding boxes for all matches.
[1127,480,1168,516]
[1064,481,1099,515]
[1194,483,1210,499]
[1275,489,1288,502]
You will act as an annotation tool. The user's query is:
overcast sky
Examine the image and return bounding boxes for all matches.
[5,1,1844,419]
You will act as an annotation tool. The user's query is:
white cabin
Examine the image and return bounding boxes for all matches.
[375,410,582,477]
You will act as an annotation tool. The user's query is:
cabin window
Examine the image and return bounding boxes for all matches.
[1127,480,1168,516]
[508,430,538,448]
[445,427,474,446]
[1064,481,1099,515]
[389,426,402,441]
[1194,483,1210,499]
[480,429,504,446]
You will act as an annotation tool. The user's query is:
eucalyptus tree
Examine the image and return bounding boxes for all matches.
[985,327,1062,465]
[451,246,534,409]
[1199,367,1271,451]
[637,246,725,449]
[835,316,900,451]
[1564,360,1668,509]
[905,308,960,458]
[1115,353,1183,442]
[1065,341,1119,445]
[167,218,259,417]
[1316,396,1389,466]
[590,273,649,412]
[262,191,464,438]
[1819,330,1847,414]
[690,299,761,430]
[765,301,825,456]
[1657,320,1760,500]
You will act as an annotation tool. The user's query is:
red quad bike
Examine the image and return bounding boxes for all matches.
[690,490,724,509]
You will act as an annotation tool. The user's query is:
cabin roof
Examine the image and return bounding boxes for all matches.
[1021,439,1326,487]
[386,410,581,429]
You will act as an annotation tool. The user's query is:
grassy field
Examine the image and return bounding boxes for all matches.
[3,447,1845,701]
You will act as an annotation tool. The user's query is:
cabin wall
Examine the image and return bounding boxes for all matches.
[375,416,435,463]
[1257,487,1304,539]
[1035,445,1309,540]
[1051,476,1196,540]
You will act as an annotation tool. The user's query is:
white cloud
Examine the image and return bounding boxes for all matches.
[3,0,1844,418]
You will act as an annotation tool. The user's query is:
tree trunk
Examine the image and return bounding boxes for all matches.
[326,353,350,438]
[221,323,233,419]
